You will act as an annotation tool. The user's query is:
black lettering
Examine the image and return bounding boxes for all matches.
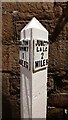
[45,47,47,51]
[36,40,47,46]
[36,47,39,52]
[19,59,28,69]
[24,47,26,51]
[43,59,45,66]
[35,61,38,68]
[24,61,28,69]
[40,47,42,52]
[41,60,42,67]
[21,47,28,51]
[41,60,45,67]
[19,59,23,65]
[44,41,48,45]
[23,40,28,45]
[24,61,26,66]
[43,47,47,52]
[36,40,41,46]
[26,62,28,69]
[35,60,41,68]
[38,40,40,46]
[35,59,46,68]
[46,59,48,65]
[43,47,44,52]
[22,53,24,59]
[41,52,44,59]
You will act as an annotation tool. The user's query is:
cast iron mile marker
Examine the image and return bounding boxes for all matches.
[19,17,49,118]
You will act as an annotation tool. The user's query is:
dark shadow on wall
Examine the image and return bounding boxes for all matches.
[50,2,68,44]
[2,93,21,120]
[2,94,12,120]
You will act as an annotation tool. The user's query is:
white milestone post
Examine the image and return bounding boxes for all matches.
[19,17,48,119]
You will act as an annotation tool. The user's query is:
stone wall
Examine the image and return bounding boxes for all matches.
[2,2,68,119]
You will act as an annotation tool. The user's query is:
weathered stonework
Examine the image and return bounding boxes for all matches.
[2,2,68,119]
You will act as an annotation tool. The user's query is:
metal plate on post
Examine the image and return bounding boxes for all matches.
[33,39,48,72]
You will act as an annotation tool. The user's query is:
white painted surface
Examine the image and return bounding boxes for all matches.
[20,17,48,118]
[32,69,47,118]
[21,68,32,118]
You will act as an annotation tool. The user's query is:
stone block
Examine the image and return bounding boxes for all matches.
[2,14,14,44]
[2,73,10,95]
[2,45,10,71]
[48,93,68,108]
